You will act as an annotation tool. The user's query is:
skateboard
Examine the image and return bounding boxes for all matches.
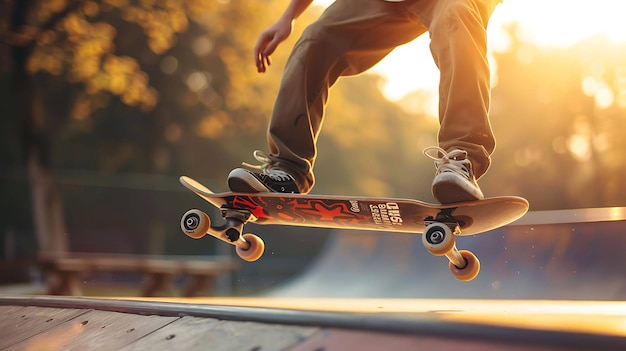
[179,176,529,281]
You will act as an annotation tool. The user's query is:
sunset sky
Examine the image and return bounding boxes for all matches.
[311,0,626,101]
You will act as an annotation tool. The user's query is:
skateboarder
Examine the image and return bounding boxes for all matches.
[228,0,501,204]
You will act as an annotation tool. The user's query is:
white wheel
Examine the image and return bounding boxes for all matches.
[181,209,210,239]
[449,250,480,282]
[236,233,265,262]
[422,223,455,256]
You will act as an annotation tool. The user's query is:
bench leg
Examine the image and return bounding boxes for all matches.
[143,273,175,297]
[48,271,83,296]
[183,275,216,297]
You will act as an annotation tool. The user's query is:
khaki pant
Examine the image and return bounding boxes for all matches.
[266,0,501,193]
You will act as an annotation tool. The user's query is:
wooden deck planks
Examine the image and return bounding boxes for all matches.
[1,308,177,351]
[119,316,317,351]
[0,306,89,349]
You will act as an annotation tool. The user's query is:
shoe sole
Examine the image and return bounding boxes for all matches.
[433,183,481,203]
[432,173,484,204]
[227,169,270,193]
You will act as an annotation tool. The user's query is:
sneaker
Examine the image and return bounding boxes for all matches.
[228,151,300,193]
[424,146,484,204]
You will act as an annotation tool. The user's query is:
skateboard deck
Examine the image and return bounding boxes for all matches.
[179,176,529,281]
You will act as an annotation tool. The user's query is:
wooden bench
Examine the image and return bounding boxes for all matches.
[39,253,239,297]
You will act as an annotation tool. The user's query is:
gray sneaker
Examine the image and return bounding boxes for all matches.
[228,151,300,193]
[424,146,484,204]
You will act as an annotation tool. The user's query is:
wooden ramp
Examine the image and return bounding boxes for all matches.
[1,296,625,350]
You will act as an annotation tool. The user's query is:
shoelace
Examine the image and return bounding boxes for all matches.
[423,146,472,179]
[242,150,292,181]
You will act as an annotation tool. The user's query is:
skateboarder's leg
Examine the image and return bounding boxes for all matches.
[230,0,426,193]
[427,0,499,177]
[415,0,500,203]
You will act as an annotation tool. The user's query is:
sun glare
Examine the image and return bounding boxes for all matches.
[497,0,626,48]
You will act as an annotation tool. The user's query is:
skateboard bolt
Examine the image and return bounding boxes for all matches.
[427,228,445,244]
[184,214,200,230]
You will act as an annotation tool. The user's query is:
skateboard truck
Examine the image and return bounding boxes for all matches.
[422,215,480,281]
[181,208,265,262]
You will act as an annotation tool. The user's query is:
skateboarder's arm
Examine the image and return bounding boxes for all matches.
[281,0,315,21]
[254,0,314,73]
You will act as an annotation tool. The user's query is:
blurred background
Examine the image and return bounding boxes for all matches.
[0,0,625,298]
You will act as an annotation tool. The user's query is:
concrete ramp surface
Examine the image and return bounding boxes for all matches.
[268,210,626,299]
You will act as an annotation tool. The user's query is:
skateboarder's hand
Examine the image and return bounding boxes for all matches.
[254,18,293,73]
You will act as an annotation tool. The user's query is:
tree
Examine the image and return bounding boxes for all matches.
[484,25,626,209]
[0,0,295,257]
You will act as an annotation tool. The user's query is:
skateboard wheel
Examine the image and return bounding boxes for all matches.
[422,223,455,256]
[181,209,210,239]
[236,233,265,262]
[449,250,480,282]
